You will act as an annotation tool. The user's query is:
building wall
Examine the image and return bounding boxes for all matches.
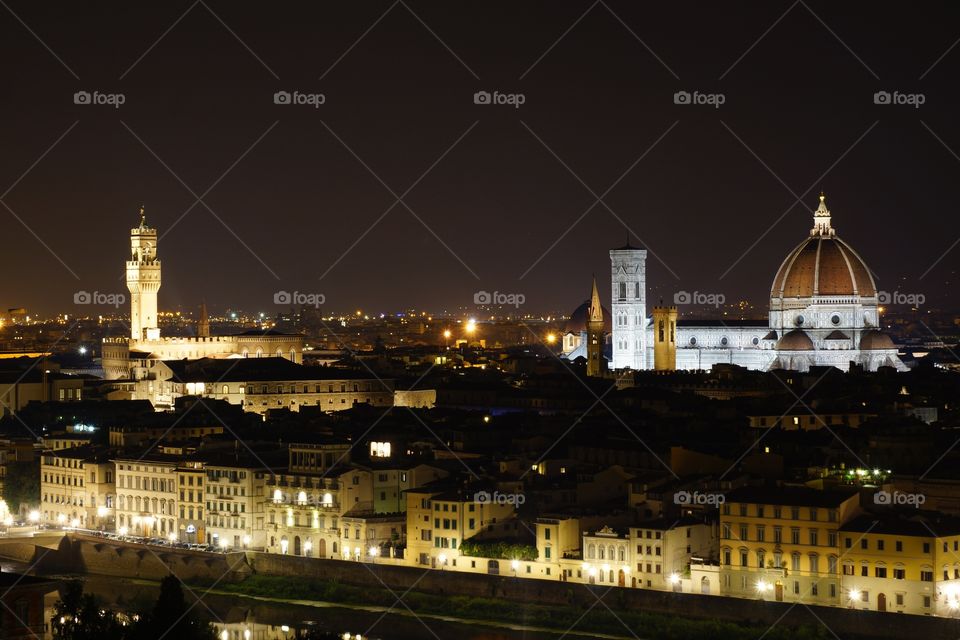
[719,495,860,606]
[204,465,268,550]
[115,459,178,537]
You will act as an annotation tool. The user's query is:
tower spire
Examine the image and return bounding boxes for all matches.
[139,205,145,228]
[588,275,603,323]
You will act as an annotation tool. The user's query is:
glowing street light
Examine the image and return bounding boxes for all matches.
[437,553,447,569]
[669,572,681,585]
[546,333,557,345]
[511,559,520,575]
[756,580,772,599]
[118,526,128,537]
[168,532,178,543]
[28,510,39,523]
[465,319,476,335]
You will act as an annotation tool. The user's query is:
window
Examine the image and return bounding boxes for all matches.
[921,570,933,582]
[893,567,905,580]
[875,566,887,578]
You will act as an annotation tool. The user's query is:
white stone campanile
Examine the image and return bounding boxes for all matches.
[126,208,161,341]
[610,244,647,370]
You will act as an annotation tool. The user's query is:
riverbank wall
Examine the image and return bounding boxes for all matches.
[0,534,943,639]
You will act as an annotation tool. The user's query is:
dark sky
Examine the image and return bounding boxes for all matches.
[2,1,959,317]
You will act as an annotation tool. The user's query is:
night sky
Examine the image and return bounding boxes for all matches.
[2,1,959,317]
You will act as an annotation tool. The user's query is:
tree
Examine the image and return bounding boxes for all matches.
[3,460,39,513]
[52,580,124,640]
[129,575,215,640]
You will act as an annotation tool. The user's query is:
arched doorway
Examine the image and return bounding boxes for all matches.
[294,536,301,556]
[701,577,710,594]
[775,581,784,602]
[878,593,886,612]
[618,569,625,587]
[318,538,326,558]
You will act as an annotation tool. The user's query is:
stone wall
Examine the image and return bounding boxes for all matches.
[0,535,947,639]
[249,553,949,640]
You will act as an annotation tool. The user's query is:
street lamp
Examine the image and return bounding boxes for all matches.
[848,589,860,608]
[369,546,379,562]
[118,526,128,537]
[756,580,771,599]
[438,553,447,569]
[28,510,39,524]
[511,559,520,576]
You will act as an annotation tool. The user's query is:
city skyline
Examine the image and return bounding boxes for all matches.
[1,3,958,316]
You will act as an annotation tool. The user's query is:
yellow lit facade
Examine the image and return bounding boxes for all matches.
[719,487,860,605]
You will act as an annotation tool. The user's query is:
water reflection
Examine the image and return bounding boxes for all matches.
[44,576,575,640]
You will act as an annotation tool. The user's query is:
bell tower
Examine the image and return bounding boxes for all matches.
[586,276,606,377]
[610,243,647,370]
[126,207,161,342]
[652,305,677,371]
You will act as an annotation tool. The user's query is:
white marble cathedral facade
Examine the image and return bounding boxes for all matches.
[606,196,905,373]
